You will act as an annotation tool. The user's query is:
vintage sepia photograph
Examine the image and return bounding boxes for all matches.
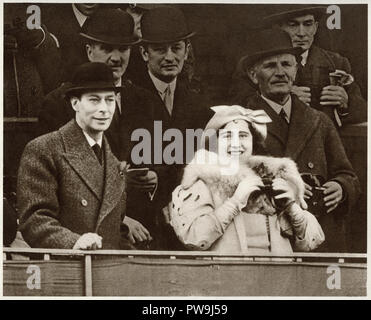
[2,1,367,298]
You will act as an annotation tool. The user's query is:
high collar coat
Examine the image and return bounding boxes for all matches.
[245,94,360,252]
[17,120,127,249]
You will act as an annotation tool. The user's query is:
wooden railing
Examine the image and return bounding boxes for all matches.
[3,248,367,297]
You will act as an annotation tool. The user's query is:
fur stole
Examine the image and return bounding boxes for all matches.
[181,149,306,213]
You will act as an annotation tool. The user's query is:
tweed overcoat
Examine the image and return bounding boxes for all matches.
[17,120,127,249]
[245,93,360,252]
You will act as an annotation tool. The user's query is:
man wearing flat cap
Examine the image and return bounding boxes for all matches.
[125,6,212,249]
[37,8,157,247]
[231,5,367,127]
[17,62,130,250]
[240,28,360,252]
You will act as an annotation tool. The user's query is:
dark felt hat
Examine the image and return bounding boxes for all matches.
[240,29,302,68]
[140,6,196,43]
[65,62,121,97]
[263,5,327,26]
[80,8,140,46]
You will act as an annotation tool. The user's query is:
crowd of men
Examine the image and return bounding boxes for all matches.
[4,4,367,253]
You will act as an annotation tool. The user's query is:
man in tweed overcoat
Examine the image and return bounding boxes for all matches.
[17,63,129,250]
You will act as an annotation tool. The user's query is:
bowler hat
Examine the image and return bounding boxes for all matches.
[140,6,196,43]
[240,29,302,68]
[65,62,121,97]
[263,5,327,26]
[80,8,140,46]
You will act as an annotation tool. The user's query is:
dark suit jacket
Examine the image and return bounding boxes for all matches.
[123,72,213,249]
[245,94,360,252]
[229,45,367,127]
[17,120,127,249]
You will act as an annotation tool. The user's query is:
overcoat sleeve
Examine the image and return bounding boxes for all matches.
[17,139,80,249]
[336,55,367,125]
[322,114,361,212]
[170,180,240,250]
[283,204,325,251]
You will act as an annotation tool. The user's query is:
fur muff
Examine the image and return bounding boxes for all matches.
[181,149,306,212]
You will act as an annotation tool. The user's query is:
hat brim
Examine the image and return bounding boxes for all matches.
[64,84,121,97]
[263,6,327,26]
[140,31,196,44]
[80,33,141,46]
[241,46,303,69]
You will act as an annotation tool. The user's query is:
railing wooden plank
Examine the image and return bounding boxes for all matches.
[84,255,93,297]
[2,247,367,260]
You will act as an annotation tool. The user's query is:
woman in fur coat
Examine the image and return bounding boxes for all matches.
[169,105,324,254]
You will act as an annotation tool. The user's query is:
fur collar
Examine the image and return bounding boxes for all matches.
[182,149,306,210]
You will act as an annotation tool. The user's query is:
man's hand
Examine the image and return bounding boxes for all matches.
[73,233,102,250]
[320,85,348,110]
[123,216,152,244]
[292,86,311,106]
[323,181,343,213]
[126,169,158,192]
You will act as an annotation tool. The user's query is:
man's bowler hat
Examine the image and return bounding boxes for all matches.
[240,29,302,68]
[65,62,121,97]
[80,8,140,46]
[140,6,196,43]
[263,5,327,26]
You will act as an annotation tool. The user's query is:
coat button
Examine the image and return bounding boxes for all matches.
[307,162,314,169]
[81,199,88,207]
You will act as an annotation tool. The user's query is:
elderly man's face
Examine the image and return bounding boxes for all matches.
[250,53,297,102]
[278,14,318,51]
[86,43,131,83]
[140,41,189,83]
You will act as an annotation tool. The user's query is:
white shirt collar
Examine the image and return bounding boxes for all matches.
[82,130,103,148]
[261,94,292,121]
[72,4,88,28]
[301,50,309,66]
[148,70,177,97]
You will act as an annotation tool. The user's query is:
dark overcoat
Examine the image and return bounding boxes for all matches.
[295,45,367,126]
[123,72,213,249]
[245,94,360,252]
[17,120,127,249]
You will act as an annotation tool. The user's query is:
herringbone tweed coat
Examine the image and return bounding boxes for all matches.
[17,120,127,249]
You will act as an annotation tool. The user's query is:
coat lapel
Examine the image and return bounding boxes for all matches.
[284,96,320,160]
[60,120,104,200]
[96,137,126,228]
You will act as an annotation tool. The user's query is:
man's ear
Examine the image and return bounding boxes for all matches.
[313,21,319,36]
[247,67,259,85]
[86,44,93,60]
[140,46,149,62]
[184,42,191,61]
[70,97,79,112]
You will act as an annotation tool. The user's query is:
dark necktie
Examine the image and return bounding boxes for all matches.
[92,144,103,165]
[279,108,289,125]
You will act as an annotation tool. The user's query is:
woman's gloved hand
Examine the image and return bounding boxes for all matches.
[232,175,264,209]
